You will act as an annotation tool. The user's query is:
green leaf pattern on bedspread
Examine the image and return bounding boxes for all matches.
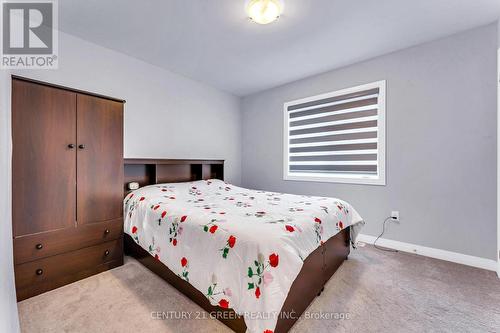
[123,179,364,333]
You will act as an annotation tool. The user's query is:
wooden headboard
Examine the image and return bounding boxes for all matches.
[124,159,224,191]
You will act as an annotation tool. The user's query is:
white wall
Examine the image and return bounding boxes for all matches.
[9,31,243,183]
[241,24,498,261]
[0,31,242,331]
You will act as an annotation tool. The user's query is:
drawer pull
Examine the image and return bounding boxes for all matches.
[104,250,110,256]
[35,269,43,276]
[104,229,110,236]
[35,243,43,250]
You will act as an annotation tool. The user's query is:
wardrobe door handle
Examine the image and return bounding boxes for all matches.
[78,144,85,149]
[35,243,43,250]
[36,269,43,276]
[104,250,110,256]
[104,229,110,236]
[68,144,75,149]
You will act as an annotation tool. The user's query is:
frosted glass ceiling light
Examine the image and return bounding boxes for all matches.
[246,0,284,25]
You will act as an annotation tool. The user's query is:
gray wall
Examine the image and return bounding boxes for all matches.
[241,24,498,260]
[0,21,497,331]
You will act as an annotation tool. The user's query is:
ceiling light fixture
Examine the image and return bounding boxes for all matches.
[245,0,284,25]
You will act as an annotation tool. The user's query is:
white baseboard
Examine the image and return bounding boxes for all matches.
[356,234,498,273]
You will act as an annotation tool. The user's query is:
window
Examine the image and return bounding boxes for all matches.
[283,80,386,185]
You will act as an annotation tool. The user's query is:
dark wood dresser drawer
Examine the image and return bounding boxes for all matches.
[14,218,123,265]
[15,238,123,301]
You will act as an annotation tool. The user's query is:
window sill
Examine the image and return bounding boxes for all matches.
[284,174,386,186]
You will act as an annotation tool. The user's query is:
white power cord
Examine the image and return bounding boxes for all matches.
[373,217,398,252]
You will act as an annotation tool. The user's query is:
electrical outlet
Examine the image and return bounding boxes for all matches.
[391,211,400,222]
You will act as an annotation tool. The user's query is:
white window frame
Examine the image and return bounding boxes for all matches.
[283,80,386,186]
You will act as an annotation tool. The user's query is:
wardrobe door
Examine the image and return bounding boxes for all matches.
[12,79,77,237]
[76,94,123,224]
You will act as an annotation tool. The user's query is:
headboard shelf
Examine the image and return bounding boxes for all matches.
[124,158,224,191]
[124,159,224,165]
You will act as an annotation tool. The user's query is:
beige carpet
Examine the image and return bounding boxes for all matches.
[18,245,500,333]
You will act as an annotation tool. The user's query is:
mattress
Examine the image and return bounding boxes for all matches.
[124,179,364,333]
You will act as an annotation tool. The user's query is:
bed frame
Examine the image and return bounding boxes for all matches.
[123,159,350,333]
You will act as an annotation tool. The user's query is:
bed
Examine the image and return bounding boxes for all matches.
[123,159,364,333]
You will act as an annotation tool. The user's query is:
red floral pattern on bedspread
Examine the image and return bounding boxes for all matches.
[123,179,364,333]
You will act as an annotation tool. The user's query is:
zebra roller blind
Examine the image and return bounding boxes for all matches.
[284,81,386,185]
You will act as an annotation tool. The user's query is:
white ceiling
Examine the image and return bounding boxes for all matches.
[58,0,500,96]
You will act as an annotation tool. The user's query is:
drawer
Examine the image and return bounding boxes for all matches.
[14,218,123,265]
[15,238,123,301]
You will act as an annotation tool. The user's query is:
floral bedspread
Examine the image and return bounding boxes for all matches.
[123,179,364,333]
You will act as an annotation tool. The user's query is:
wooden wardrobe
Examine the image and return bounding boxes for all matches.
[12,76,125,301]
